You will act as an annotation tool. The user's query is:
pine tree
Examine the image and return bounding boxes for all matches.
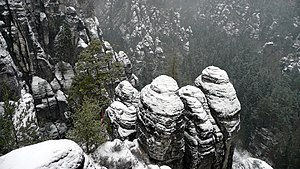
[0,84,18,154]
[67,40,122,153]
[54,22,74,64]
[67,98,106,154]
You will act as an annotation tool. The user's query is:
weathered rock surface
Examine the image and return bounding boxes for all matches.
[137,75,185,168]
[31,76,55,100]
[0,139,106,169]
[195,66,241,169]
[0,32,21,100]
[31,75,69,137]
[92,139,171,169]
[178,85,224,169]
[51,61,75,92]
[114,80,140,107]
[106,101,137,140]
[195,66,241,138]
[106,81,139,140]
[13,89,39,142]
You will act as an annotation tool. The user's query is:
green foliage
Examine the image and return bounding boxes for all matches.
[67,40,123,153]
[0,83,18,154]
[68,40,122,108]
[54,22,74,64]
[67,98,106,154]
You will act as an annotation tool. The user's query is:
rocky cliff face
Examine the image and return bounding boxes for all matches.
[0,0,137,139]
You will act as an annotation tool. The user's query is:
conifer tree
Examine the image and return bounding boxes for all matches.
[67,40,122,153]
[67,98,106,154]
[0,84,18,154]
[54,22,74,64]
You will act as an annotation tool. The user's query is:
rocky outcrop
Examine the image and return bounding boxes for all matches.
[195,66,241,137]
[31,75,69,138]
[0,139,106,169]
[106,101,138,140]
[0,32,21,101]
[195,66,241,169]
[114,51,139,88]
[13,89,39,143]
[50,61,75,92]
[137,75,185,168]
[106,81,139,140]
[92,139,171,169]
[178,85,224,169]
[114,80,140,107]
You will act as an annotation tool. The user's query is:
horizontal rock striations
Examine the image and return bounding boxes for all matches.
[178,85,224,169]
[195,66,241,138]
[106,81,140,140]
[195,66,241,169]
[137,75,185,168]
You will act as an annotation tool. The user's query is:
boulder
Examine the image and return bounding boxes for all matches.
[137,75,185,168]
[0,139,106,169]
[178,85,224,169]
[31,76,54,100]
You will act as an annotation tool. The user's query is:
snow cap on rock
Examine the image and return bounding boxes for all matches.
[0,139,105,169]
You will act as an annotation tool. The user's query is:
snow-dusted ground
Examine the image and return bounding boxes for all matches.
[92,139,171,169]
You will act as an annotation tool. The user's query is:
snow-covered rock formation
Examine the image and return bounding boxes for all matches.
[92,139,171,169]
[178,85,224,169]
[137,75,185,168]
[106,81,140,140]
[13,90,39,143]
[195,66,241,169]
[0,139,106,169]
[195,66,241,138]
